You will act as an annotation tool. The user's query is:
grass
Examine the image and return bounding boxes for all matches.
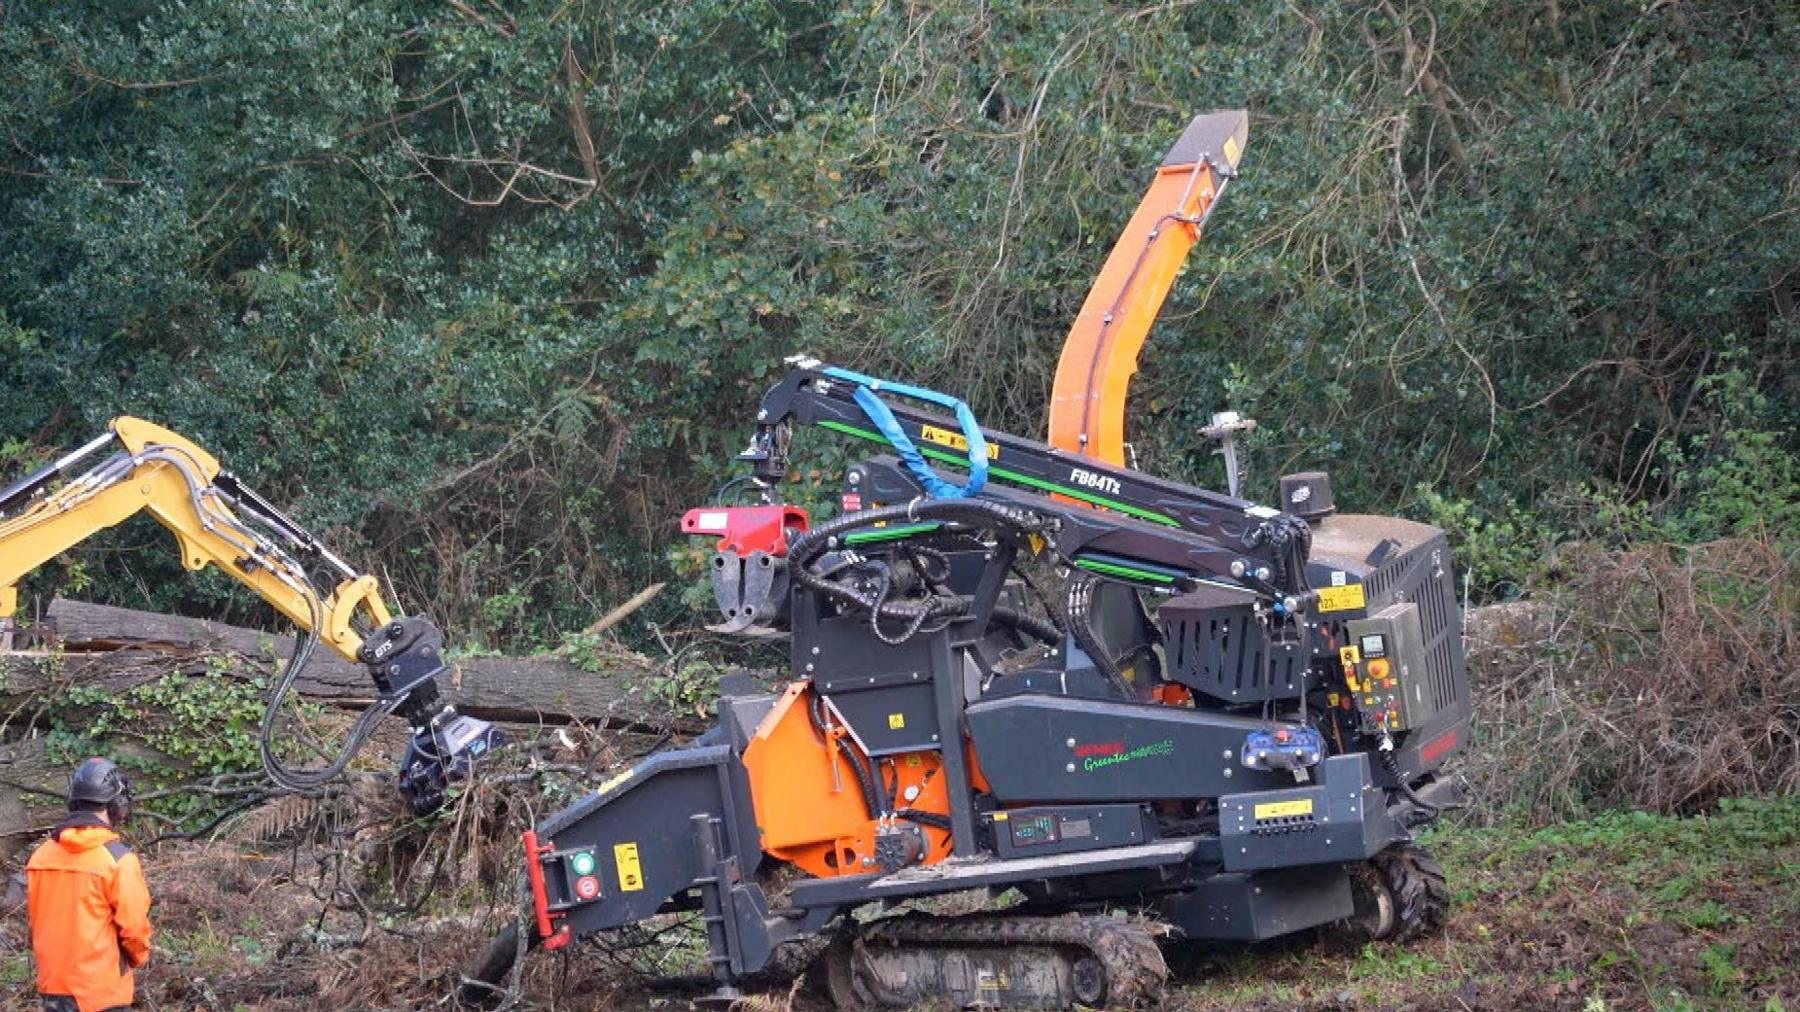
[1169,796,1800,1011]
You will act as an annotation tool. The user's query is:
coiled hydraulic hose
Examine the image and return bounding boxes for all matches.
[786,498,1048,629]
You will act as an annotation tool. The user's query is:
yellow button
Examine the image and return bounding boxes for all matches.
[1368,659,1391,679]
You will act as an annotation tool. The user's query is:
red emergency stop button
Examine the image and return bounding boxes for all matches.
[1368,659,1391,679]
[574,875,601,901]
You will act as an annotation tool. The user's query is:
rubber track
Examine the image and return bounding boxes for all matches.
[829,911,1168,1009]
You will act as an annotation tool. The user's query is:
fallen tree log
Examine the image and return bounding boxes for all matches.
[34,598,680,730]
[0,731,177,863]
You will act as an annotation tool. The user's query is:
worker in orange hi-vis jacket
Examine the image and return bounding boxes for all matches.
[26,758,153,1012]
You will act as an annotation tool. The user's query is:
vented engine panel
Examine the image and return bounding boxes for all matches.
[1160,585,1309,704]
[1305,515,1470,774]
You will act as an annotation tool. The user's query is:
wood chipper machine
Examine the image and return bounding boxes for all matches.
[514,111,1468,1009]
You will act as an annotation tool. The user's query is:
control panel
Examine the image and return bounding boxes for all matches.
[1340,603,1434,731]
[1239,727,1324,776]
[989,804,1153,859]
[559,846,604,903]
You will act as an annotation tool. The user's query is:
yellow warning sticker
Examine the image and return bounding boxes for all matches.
[905,753,922,768]
[1254,799,1315,820]
[613,842,644,892]
[1222,135,1241,166]
[1317,584,1367,613]
[919,423,999,460]
[887,713,906,730]
[991,812,1009,822]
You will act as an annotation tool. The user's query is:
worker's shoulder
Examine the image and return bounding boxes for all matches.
[24,832,137,872]
[23,836,58,869]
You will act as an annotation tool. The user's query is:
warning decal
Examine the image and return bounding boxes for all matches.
[613,842,644,892]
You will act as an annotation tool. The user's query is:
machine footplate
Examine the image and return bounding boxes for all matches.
[791,839,1198,909]
[823,911,1167,1010]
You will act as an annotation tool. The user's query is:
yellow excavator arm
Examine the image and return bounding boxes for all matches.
[0,418,500,811]
[1048,110,1247,465]
[0,416,389,658]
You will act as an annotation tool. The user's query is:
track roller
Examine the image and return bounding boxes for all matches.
[822,911,1167,1009]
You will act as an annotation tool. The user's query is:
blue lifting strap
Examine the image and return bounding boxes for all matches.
[821,366,989,499]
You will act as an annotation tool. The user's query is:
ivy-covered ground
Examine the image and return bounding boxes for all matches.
[3,795,1794,1011]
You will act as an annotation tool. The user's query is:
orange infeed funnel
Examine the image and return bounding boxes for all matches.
[1048,111,1248,466]
[740,683,956,877]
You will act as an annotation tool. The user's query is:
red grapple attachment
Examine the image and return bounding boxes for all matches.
[681,506,810,634]
[680,505,809,556]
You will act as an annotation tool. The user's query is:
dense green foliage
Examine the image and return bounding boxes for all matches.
[2,1,1794,647]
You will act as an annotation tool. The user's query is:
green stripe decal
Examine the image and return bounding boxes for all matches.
[1074,558,1177,584]
[816,420,1178,526]
[843,522,942,545]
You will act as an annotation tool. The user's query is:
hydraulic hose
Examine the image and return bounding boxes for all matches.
[256,599,401,792]
[988,605,1060,645]
[1378,747,1441,824]
[1066,575,1133,698]
[787,498,1048,630]
[896,809,953,832]
[809,693,883,819]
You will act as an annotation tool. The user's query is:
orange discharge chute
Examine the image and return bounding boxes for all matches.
[1048,110,1247,465]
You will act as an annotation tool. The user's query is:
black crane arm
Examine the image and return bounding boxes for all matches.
[735,362,1314,602]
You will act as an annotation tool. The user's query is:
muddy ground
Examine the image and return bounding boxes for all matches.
[1,795,1793,1012]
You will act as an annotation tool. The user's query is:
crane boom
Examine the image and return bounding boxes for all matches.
[1047,110,1246,464]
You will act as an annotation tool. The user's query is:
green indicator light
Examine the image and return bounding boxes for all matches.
[570,851,596,875]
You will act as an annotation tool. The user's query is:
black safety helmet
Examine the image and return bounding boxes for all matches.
[68,757,131,823]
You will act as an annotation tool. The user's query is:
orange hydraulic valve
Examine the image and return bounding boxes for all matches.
[1048,111,1247,466]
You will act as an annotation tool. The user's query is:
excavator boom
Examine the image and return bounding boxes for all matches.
[1048,110,1246,464]
[0,417,499,810]
[0,417,389,658]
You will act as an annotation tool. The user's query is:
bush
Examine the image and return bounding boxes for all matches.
[1461,533,1798,825]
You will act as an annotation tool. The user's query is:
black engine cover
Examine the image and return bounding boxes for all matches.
[966,694,1302,802]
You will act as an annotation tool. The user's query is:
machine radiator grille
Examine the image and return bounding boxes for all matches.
[1364,535,1465,715]
[1420,560,1464,712]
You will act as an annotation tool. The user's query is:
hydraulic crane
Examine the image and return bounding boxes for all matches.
[0,417,499,812]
